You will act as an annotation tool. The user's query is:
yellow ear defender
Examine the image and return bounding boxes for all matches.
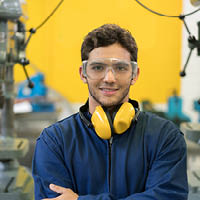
[91,106,112,140]
[91,102,136,140]
[113,102,135,134]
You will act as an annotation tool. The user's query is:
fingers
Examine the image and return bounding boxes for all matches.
[42,184,78,200]
[49,184,66,194]
[41,184,64,200]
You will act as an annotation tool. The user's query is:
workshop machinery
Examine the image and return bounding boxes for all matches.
[0,0,34,199]
[194,100,200,122]
[181,1,200,198]
[177,0,200,198]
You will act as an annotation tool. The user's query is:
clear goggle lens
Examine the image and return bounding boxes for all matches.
[82,58,137,80]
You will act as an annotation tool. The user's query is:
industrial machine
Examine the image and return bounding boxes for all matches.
[0,0,34,199]
[17,72,56,112]
[165,90,191,126]
[141,91,191,127]
[181,1,200,199]
[194,100,200,122]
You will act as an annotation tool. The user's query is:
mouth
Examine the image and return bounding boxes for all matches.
[99,87,119,95]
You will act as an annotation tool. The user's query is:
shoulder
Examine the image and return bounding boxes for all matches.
[38,112,82,147]
[139,111,185,149]
[141,111,183,137]
[140,112,186,160]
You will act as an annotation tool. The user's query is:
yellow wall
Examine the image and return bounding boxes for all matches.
[15,0,183,103]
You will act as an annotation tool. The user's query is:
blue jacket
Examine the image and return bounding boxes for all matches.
[32,111,188,200]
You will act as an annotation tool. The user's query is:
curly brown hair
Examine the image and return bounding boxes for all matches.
[81,24,138,62]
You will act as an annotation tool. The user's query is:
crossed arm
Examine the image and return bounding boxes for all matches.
[42,184,78,200]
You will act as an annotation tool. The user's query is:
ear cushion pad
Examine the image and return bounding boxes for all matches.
[91,106,111,139]
[113,102,135,134]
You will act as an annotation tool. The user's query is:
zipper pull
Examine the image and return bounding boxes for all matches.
[109,136,113,148]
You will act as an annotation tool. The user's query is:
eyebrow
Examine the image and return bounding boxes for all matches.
[89,61,130,66]
[113,62,129,66]
[89,62,107,66]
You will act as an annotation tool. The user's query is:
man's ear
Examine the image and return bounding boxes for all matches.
[79,66,87,83]
[131,67,140,85]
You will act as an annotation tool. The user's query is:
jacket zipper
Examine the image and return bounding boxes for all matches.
[108,136,113,192]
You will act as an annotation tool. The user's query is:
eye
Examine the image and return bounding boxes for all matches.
[115,64,129,71]
[91,64,105,71]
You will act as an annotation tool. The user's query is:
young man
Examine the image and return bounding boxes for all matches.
[32,24,188,200]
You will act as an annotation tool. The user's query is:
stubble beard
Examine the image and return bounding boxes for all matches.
[87,80,132,108]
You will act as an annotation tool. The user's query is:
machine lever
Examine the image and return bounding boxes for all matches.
[20,58,34,89]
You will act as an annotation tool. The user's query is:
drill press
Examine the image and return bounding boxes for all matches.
[0,0,34,199]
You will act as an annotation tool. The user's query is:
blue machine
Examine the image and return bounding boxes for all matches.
[194,100,200,122]
[17,73,55,112]
[165,92,191,126]
[18,73,47,98]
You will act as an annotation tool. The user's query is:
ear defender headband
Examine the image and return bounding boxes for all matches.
[79,99,140,140]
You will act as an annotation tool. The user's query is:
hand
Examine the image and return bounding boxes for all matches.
[42,184,79,200]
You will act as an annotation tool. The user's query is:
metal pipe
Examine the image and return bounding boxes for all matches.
[0,20,7,108]
[1,63,15,137]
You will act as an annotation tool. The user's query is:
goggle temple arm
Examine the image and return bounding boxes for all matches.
[131,61,138,78]
[82,60,88,77]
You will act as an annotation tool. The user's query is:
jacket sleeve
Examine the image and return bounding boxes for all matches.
[78,127,188,200]
[32,129,73,200]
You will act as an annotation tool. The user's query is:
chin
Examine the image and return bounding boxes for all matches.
[99,98,123,107]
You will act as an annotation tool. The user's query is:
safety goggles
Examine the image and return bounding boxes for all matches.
[82,58,138,80]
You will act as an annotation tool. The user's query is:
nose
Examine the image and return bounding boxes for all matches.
[103,68,116,82]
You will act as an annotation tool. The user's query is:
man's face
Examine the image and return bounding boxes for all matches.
[80,43,139,111]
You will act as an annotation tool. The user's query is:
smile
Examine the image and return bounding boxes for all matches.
[100,88,118,95]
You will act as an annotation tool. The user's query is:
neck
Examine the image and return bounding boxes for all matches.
[88,96,129,115]
[88,97,99,114]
